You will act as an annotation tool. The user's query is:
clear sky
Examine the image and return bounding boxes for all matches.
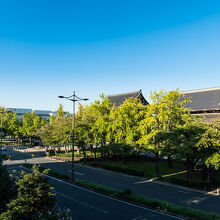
[0,0,220,112]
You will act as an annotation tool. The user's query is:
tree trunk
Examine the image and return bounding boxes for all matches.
[100,149,103,161]
[94,148,97,159]
[30,137,32,147]
[83,148,86,162]
[207,165,211,183]
[168,155,172,168]
[155,152,160,177]
[187,158,192,186]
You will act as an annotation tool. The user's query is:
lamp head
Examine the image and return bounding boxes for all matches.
[58,96,64,98]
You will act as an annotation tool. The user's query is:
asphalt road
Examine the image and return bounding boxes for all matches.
[3,148,220,215]
[6,164,183,219]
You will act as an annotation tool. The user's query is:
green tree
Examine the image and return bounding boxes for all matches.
[90,94,112,146]
[0,108,18,139]
[158,121,207,184]
[40,105,72,154]
[0,160,15,213]
[155,119,220,184]
[40,116,72,154]
[3,112,21,144]
[109,97,146,146]
[21,112,47,146]
[138,90,190,176]
[198,124,220,170]
[75,103,96,158]
[54,116,72,148]
[0,165,71,220]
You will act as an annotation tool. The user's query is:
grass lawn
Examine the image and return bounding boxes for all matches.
[88,160,219,189]
[51,150,91,158]
[97,160,186,179]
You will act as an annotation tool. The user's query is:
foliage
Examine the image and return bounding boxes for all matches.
[21,111,47,145]
[75,103,95,159]
[40,105,72,150]
[0,161,16,213]
[3,112,21,137]
[109,98,146,145]
[90,94,112,145]
[0,165,72,220]
[198,124,220,170]
[13,89,219,187]
[138,90,190,175]
[95,143,134,159]
[89,161,145,176]
[154,118,220,185]
[138,89,190,152]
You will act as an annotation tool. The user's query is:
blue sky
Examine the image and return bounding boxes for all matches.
[0,0,220,112]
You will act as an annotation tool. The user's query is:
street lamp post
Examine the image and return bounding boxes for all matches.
[58,91,88,181]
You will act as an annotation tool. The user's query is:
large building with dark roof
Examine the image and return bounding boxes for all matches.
[107,87,220,123]
[107,90,149,107]
[183,87,220,123]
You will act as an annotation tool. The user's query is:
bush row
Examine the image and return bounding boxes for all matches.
[74,180,220,220]
[88,161,219,190]
[88,161,145,177]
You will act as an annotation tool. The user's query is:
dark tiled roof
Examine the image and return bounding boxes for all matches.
[193,113,220,124]
[183,87,220,111]
[108,90,149,107]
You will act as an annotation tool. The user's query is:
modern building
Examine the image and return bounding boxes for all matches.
[183,87,220,123]
[7,108,54,121]
[107,90,149,107]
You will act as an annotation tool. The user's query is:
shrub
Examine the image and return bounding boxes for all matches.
[0,165,72,220]
[0,161,16,213]
[89,162,144,176]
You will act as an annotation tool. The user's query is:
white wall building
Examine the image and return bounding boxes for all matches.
[7,108,53,121]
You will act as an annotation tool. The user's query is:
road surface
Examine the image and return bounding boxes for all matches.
[3,148,220,216]
[7,164,183,220]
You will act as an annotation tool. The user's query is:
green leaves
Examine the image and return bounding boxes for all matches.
[0,161,15,213]
[0,165,72,219]
[138,89,190,153]
[206,153,220,170]
[109,98,146,145]
[21,111,47,144]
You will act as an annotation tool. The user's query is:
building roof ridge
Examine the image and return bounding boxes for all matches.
[108,90,142,97]
[182,86,220,94]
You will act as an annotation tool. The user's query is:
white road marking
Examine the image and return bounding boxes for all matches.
[54,191,109,214]
[122,174,136,179]
[67,170,84,176]
[186,197,207,204]
[20,166,184,220]
[75,172,84,176]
